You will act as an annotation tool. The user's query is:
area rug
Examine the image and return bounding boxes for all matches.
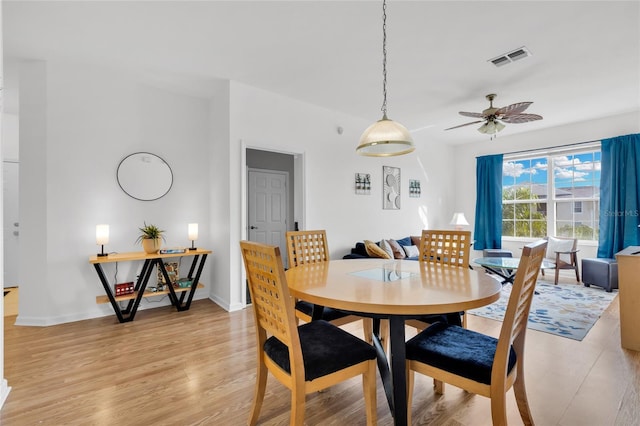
[468,281,618,341]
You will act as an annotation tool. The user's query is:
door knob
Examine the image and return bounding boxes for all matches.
[250,226,258,229]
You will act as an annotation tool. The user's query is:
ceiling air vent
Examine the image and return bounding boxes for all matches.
[489,46,532,67]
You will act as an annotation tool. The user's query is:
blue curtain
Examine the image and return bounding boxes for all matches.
[597,133,640,258]
[474,154,504,250]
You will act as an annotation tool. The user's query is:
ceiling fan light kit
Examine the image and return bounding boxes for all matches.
[357,0,415,157]
[446,93,542,138]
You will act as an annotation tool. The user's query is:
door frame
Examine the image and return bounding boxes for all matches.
[240,142,306,306]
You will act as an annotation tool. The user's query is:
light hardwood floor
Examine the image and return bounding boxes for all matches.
[1,278,638,425]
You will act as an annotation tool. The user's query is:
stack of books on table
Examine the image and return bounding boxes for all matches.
[159,247,186,254]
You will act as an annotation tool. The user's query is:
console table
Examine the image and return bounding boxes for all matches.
[89,249,211,323]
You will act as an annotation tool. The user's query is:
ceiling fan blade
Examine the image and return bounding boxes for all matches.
[501,113,543,123]
[459,111,485,118]
[444,120,484,130]
[495,102,533,116]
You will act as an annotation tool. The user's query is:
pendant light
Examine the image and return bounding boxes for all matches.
[357,0,415,157]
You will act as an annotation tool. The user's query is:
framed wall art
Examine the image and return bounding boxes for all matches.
[383,166,401,210]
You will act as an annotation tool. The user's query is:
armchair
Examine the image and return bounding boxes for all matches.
[541,236,580,285]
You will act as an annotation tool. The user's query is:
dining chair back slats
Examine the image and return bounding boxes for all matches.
[419,230,472,268]
[241,242,297,346]
[500,240,546,350]
[286,230,329,267]
[285,230,366,329]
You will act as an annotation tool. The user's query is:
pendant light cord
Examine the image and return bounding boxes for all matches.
[381,0,388,119]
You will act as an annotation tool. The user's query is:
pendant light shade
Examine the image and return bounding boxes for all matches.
[357,116,415,157]
[357,0,415,157]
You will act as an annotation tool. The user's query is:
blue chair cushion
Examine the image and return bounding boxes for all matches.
[264,320,376,381]
[295,300,353,322]
[406,322,517,385]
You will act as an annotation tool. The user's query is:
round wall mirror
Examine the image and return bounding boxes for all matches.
[117,152,173,201]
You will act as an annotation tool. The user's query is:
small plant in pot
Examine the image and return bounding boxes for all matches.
[136,222,166,254]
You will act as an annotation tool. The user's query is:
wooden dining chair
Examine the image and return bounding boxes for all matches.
[405,239,547,426]
[285,230,363,327]
[240,241,377,426]
[418,229,472,268]
[406,229,473,331]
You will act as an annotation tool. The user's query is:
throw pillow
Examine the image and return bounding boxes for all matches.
[379,239,394,258]
[395,237,412,247]
[364,240,392,259]
[387,239,406,259]
[402,245,420,258]
[546,236,574,263]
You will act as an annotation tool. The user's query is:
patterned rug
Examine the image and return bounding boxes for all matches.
[468,281,618,341]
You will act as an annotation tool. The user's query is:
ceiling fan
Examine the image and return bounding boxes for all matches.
[445,93,543,135]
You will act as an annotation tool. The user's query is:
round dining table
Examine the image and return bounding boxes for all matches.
[285,258,502,426]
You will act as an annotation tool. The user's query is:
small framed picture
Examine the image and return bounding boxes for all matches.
[383,166,400,210]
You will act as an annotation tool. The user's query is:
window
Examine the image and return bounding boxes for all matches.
[574,201,582,213]
[502,147,600,241]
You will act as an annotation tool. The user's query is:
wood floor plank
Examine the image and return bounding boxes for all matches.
[1,281,638,425]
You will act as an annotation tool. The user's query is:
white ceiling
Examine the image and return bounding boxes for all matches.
[4,1,640,144]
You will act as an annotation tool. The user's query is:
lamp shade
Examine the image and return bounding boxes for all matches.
[96,224,109,245]
[188,223,198,241]
[449,213,469,230]
[357,117,415,157]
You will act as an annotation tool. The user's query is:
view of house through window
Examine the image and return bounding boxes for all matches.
[502,146,601,241]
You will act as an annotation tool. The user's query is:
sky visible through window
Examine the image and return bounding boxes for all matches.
[503,152,601,190]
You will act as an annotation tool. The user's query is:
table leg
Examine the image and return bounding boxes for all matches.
[93,259,153,323]
[371,315,409,425]
[310,304,325,321]
[389,315,408,426]
[372,319,394,414]
[483,265,515,284]
[158,254,208,311]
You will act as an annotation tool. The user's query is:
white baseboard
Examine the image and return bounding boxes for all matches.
[208,295,244,312]
[0,379,11,409]
[13,290,212,326]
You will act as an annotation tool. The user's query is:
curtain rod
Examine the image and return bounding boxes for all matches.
[499,138,601,158]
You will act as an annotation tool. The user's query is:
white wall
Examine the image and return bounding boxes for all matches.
[8,57,457,323]
[453,111,640,263]
[225,81,457,311]
[13,59,213,325]
[0,0,12,408]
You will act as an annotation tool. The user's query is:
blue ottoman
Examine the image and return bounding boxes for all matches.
[582,258,618,292]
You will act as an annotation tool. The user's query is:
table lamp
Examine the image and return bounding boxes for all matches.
[96,224,109,257]
[449,213,469,231]
[188,223,198,250]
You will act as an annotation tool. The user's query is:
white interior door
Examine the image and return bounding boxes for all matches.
[3,161,19,288]
[248,169,288,267]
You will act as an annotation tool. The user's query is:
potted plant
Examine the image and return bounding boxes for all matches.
[136,222,165,254]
